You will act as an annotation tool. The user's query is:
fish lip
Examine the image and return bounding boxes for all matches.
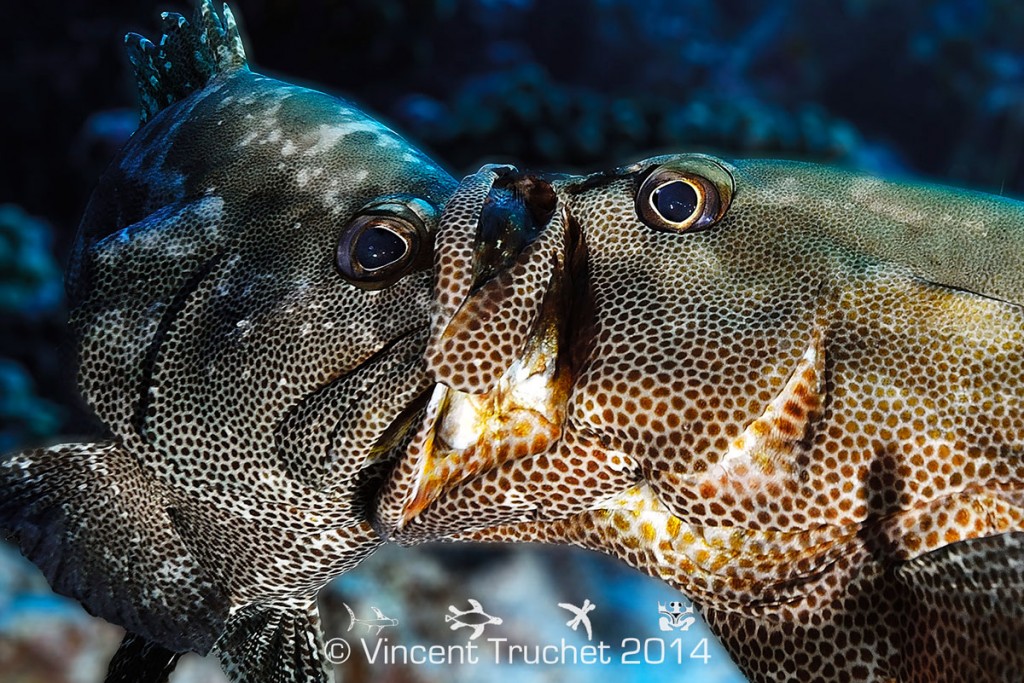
[266,323,431,499]
[391,346,573,530]
[470,172,558,293]
[391,383,452,529]
[377,211,592,539]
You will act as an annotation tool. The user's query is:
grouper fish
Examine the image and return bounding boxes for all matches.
[376,157,1024,681]
[0,3,454,681]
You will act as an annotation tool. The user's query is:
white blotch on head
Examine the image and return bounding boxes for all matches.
[281,140,297,156]
[235,100,285,148]
[765,175,804,206]
[296,167,325,188]
[324,179,341,207]
[305,123,353,156]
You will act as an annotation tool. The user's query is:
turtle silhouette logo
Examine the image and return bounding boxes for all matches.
[658,601,696,632]
[446,599,503,640]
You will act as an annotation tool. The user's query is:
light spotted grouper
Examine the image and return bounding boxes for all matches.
[376,158,1024,681]
[0,3,454,682]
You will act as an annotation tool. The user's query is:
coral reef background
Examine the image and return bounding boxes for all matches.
[1,0,1022,681]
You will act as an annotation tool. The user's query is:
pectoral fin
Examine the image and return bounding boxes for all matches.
[888,531,1024,679]
[699,531,1024,682]
[0,442,229,654]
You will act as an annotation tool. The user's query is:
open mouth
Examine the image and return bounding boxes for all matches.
[374,167,590,535]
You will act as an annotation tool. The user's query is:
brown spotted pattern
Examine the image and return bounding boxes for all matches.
[425,165,506,391]
[435,218,562,391]
[378,199,596,528]
[0,4,455,682]
[382,154,1024,681]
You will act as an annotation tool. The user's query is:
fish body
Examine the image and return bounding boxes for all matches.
[0,3,454,681]
[378,156,1024,680]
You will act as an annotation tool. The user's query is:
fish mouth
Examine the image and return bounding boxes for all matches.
[374,168,591,535]
[271,323,433,498]
[395,287,573,527]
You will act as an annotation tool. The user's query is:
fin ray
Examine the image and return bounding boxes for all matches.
[126,0,248,125]
[104,632,182,683]
[217,599,332,683]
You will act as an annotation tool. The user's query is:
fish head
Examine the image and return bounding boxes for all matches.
[72,65,455,513]
[378,152,1024,552]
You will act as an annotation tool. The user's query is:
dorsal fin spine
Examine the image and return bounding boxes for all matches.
[125,1,249,127]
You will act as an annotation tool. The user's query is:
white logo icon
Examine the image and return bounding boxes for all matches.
[557,599,597,641]
[446,599,503,640]
[343,603,398,635]
[658,600,696,632]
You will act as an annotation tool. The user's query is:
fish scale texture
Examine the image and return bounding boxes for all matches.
[384,154,1024,681]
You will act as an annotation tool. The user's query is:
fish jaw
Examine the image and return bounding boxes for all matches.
[388,322,572,530]
[376,171,585,534]
[426,165,561,393]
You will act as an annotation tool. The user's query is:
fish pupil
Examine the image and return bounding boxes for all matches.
[652,180,698,223]
[356,224,407,270]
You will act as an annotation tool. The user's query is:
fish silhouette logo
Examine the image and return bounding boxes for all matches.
[343,603,399,635]
[658,601,696,632]
[558,599,597,641]
[445,599,503,640]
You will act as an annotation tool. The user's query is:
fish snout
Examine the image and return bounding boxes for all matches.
[426,167,566,394]
[374,171,590,538]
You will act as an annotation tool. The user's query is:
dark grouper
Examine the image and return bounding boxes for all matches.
[0,3,454,682]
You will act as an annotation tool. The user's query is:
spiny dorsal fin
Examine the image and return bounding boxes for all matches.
[125,0,248,126]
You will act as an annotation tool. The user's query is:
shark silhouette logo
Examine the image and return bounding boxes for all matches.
[446,599,503,640]
[658,601,696,632]
[343,603,398,635]
[558,599,597,641]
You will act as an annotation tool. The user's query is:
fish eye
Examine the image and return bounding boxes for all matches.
[336,197,435,289]
[651,180,700,223]
[349,218,413,271]
[635,156,734,233]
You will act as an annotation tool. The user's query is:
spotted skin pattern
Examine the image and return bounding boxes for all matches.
[380,155,1024,680]
[0,3,454,682]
